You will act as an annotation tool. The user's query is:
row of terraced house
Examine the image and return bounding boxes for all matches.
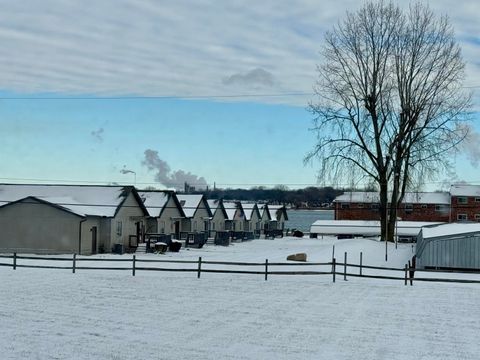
[334,184,480,223]
[0,184,287,255]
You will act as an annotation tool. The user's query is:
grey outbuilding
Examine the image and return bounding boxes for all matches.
[416,223,480,270]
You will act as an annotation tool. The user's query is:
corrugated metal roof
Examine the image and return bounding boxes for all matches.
[421,223,480,239]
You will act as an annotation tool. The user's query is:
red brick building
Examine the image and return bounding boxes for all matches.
[334,191,451,222]
[450,185,480,222]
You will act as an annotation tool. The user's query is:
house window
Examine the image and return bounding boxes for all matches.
[405,204,413,214]
[160,221,165,234]
[357,204,364,208]
[212,223,215,230]
[372,203,380,212]
[476,198,480,203]
[193,221,197,231]
[116,221,122,236]
[475,214,480,221]
[457,197,468,204]
[457,213,468,221]
[341,203,350,209]
[421,204,427,209]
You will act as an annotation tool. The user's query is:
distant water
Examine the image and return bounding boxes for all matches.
[286,209,334,232]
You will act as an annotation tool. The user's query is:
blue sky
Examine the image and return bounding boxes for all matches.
[1,0,479,190]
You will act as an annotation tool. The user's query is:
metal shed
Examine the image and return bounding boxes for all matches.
[416,223,480,270]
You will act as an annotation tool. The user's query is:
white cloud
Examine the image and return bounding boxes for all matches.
[0,0,477,106]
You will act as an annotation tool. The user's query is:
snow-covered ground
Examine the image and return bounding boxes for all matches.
[1,237,479,359]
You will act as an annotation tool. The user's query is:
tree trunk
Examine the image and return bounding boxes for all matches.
[379,180,388,242]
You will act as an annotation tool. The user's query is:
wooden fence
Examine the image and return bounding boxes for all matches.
[1,252,480,285]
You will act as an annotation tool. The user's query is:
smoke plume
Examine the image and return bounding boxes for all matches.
[458,123,480,167]
[142,149,207,190]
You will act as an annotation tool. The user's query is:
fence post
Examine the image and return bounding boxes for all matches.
[132,255,136,277]
[72,253,76,274]
[332,258,336,283]
[265,259,268,281]
[359,252,363,276]
[344,252,347,281]
[197,257,202,279]
[13,252,16,270]
[408,260,413,286]
[404,264,408,286]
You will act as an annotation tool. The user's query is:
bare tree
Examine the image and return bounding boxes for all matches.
[307,1,471,241]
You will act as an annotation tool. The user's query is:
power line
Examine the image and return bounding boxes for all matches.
[0,92,313,100]
[1,176,479,188]
[0,85,478,100]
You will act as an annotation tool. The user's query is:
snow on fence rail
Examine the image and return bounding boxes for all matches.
[0,252,480,285]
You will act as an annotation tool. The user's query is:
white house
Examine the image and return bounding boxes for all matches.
[138,190,185,239]
[177,194,212,234]
[0,184,148,254]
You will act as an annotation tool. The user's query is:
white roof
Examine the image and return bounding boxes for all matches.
[177,194,203,218]
[241,203,257,220]
[268,205,285,220]
[334,191,450,205]
[138,191,169,217]
[207,199,220,213]
[310,220,444,237]
[0,184,134,217]
[421,222,480,239]
[223,201,240,221]
[450,185,480,197]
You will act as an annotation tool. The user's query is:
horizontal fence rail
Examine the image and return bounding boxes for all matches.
[0,252,479,285]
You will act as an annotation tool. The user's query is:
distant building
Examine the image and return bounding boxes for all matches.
[334,191,450,222]
[449,185,480,222]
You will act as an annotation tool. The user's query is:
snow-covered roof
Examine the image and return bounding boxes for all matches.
[207,199,220,212]
[450,185,480,197]
[137,191,170,217]
[241,203,257,221]
[0,184,139,217]
[223,201,241,221]
[420,222,480,239]
[334,191,450,204]
[267,205,288,221]
[177,194,204,218]
[310,220,444,237]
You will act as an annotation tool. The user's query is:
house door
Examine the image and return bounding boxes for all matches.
[174,221,180,239]
[136,222,141,243]
[91,226,97,255]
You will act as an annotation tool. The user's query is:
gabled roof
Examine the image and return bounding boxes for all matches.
[450,185,480,197]
[207,199,228,219]
[334,191,450,205]
[267,205,288,221]
[177,194,212,218]
[257,203,270,220]
[138,190,185,218]
[223,201,244,221]
[241,202,260,221]
[0,196,85,218]
[0,184,148,217]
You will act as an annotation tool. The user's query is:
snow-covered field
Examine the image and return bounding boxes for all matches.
[1,237,479,359]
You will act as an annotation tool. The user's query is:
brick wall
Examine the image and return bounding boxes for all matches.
[335,202,450,222]
[450,196,480,222]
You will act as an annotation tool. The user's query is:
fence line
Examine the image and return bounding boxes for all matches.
[0,253,479,286]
